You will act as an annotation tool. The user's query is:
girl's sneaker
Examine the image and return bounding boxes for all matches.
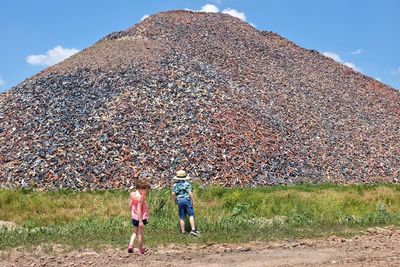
[128,245,134,253]
[138,248,147,255]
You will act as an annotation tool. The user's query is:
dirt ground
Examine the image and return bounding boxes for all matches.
[1,227,400,267]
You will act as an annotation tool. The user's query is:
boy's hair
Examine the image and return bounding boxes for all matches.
[136,179,151,190]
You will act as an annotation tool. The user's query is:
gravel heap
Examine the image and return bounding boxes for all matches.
[1,11,399,189]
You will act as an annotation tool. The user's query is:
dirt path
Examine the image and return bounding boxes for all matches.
[1,227,400,267]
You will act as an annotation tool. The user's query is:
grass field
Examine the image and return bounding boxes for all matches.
[1,184,400,250]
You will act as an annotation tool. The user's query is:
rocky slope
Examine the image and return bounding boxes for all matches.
[1,11,399,189]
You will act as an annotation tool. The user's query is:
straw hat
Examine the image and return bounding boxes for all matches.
[173,170,190,180]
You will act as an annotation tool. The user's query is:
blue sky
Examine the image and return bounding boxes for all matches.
[0,0,399,92]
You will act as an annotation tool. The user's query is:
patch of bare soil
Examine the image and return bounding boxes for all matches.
[0,221,16,230]
[1,227,399,267]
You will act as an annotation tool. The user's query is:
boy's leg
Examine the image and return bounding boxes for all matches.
[178,201,186,233]
[179,219,186,233]
[187,201,196,230]
[187,202,199,235]
[189,216,196,231]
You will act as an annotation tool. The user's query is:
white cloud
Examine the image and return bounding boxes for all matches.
[0,75,4,86]
[351,48,363,55]
[200,4,220,13]
[323,52,341,62]
[222,8,246,21]
[375,77,381,81]
[323,51,361,72]
[141,14,149,21]
[27,46,79,67]
[197,4,247,21]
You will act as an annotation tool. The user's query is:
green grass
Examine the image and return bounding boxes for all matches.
[1,184,400,250]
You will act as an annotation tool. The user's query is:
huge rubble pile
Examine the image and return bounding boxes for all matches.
[1,11,399,189]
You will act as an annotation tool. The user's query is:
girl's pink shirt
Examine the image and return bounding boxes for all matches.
[130,191,149,220]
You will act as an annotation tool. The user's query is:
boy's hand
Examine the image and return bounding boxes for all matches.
[139,221,144,227]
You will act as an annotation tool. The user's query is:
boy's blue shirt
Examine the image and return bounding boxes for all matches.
[172,181,192,202]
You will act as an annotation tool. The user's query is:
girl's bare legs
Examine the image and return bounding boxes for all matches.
[138,225,145,251]
[129,227,138,247]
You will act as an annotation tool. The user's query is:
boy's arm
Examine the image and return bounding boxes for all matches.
[189,191,194,205]
[188,183,194,204]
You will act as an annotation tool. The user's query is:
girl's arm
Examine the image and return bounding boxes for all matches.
[128,193,133,210]
[137,196,144,226]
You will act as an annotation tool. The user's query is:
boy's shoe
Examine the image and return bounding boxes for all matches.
[128,245,134,254]
[190,229,199,236]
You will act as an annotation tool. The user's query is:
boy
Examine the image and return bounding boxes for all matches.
[172,170,199,236]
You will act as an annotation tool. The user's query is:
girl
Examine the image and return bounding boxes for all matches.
[128,179,151,255]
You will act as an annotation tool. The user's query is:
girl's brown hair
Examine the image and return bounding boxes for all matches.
[136,179,151,190]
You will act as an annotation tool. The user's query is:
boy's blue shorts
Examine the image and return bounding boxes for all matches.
[177,199,195,220]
